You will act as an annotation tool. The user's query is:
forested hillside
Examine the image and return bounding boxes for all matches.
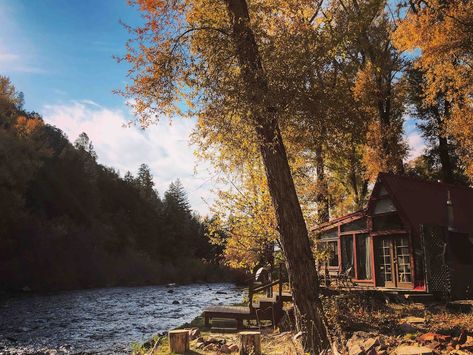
[0,76,229,291]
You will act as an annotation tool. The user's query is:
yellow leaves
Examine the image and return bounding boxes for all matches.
[14,116,43,138]
[205,161,278,270]
[448,105,473,178]
[393,0,473,180]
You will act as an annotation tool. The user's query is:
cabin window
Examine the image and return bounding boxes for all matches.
[372,213,404,231]
[341,218,367,233]
[341,236,354,276]
[395,236,412,283]
[449,232,473,265]
[318,241,339,267]
[320,227,338,239]
[373,198,397,214]
[356,234,372,280]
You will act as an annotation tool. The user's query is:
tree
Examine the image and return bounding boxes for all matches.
[74,132,98,160]
[0,75,24,127]
[0,76,229,291]
[164,179,191,214]
[136,163,159,203]
[326,0,407,180]
[393,0,473,179]
[119,0,329,351]
[206,161,277,270]
[404,68,467,184]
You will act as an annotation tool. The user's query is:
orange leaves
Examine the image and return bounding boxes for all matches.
[14,116,43,137]
[393,0,473,181]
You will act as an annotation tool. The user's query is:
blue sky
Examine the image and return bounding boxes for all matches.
[0,0,424,214]
[0,0,138,110]
[0,0,217,214]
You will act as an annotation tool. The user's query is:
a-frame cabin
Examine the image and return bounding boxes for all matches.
[315,173,473,299]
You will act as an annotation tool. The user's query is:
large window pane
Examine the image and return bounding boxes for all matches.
[378,185,388,196]
[341,236,354,276]
[317,241,339,267]
[320,227,338,240]
[395,237,412,283]
[356,234,372,280]
[372,213,404,231]
[373,198,397,214]
[341,218,367,233]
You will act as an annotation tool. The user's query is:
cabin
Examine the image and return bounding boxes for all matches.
[315,173,473,300]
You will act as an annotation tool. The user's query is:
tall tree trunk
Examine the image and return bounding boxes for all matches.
[437,101,454,183]
[224,0,330,353]
[315,140,329,224]
[438,135,454,183]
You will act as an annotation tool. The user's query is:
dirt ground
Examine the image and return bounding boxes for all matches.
[133,294,473,354]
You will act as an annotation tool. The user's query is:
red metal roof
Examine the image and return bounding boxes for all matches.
[314,209,365,231]
[377,173,473,233]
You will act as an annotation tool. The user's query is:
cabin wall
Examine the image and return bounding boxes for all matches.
[447,231,473,300]
[420,225,450,297]
[421,225,473,299]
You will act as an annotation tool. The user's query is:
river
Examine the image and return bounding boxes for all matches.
[0,283,245,354]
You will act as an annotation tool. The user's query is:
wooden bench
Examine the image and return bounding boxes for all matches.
[203,264,287,329]
[204,305,253,329]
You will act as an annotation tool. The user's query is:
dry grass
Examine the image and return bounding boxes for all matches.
[133,293,473,354]
[133,328,303,355]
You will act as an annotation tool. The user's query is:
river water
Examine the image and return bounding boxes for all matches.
[0,283,245,354]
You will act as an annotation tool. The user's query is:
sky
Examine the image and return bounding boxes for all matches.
[0,0,219,214]
[0,0,425,214]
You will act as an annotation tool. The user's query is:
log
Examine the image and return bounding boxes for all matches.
[239,331,261,355]
[168,329,189,354]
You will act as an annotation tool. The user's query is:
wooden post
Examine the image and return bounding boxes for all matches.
[168,329,189,354]
[239,331,261,355]
[278,263,283,300]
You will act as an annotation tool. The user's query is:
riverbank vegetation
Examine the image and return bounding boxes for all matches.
[0,76,238,292]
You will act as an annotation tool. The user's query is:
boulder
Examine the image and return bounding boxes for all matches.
[188,328,200,340]
[172,300,180,305]
[348,344,365,355]
[417,332,451,343]
[399,323,419,333]
[220,344,232,353]
[203,343,219,351]
[363,337,381,351]
[402,317,426,324]
[395,345,433,355]
[228,344,239,352]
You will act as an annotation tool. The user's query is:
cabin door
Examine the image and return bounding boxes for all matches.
[375,235,412,289]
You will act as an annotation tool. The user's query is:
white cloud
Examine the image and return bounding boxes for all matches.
[407,132,425,161]
[42,101,216,215]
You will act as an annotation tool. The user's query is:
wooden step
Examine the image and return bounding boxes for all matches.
[209,318,239,332]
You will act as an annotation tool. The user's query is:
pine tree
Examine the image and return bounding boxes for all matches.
[74,132,97,160]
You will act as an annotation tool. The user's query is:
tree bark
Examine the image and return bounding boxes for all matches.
[224,1,330,353]
[315,140,329,224]
[437,100,454,183]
